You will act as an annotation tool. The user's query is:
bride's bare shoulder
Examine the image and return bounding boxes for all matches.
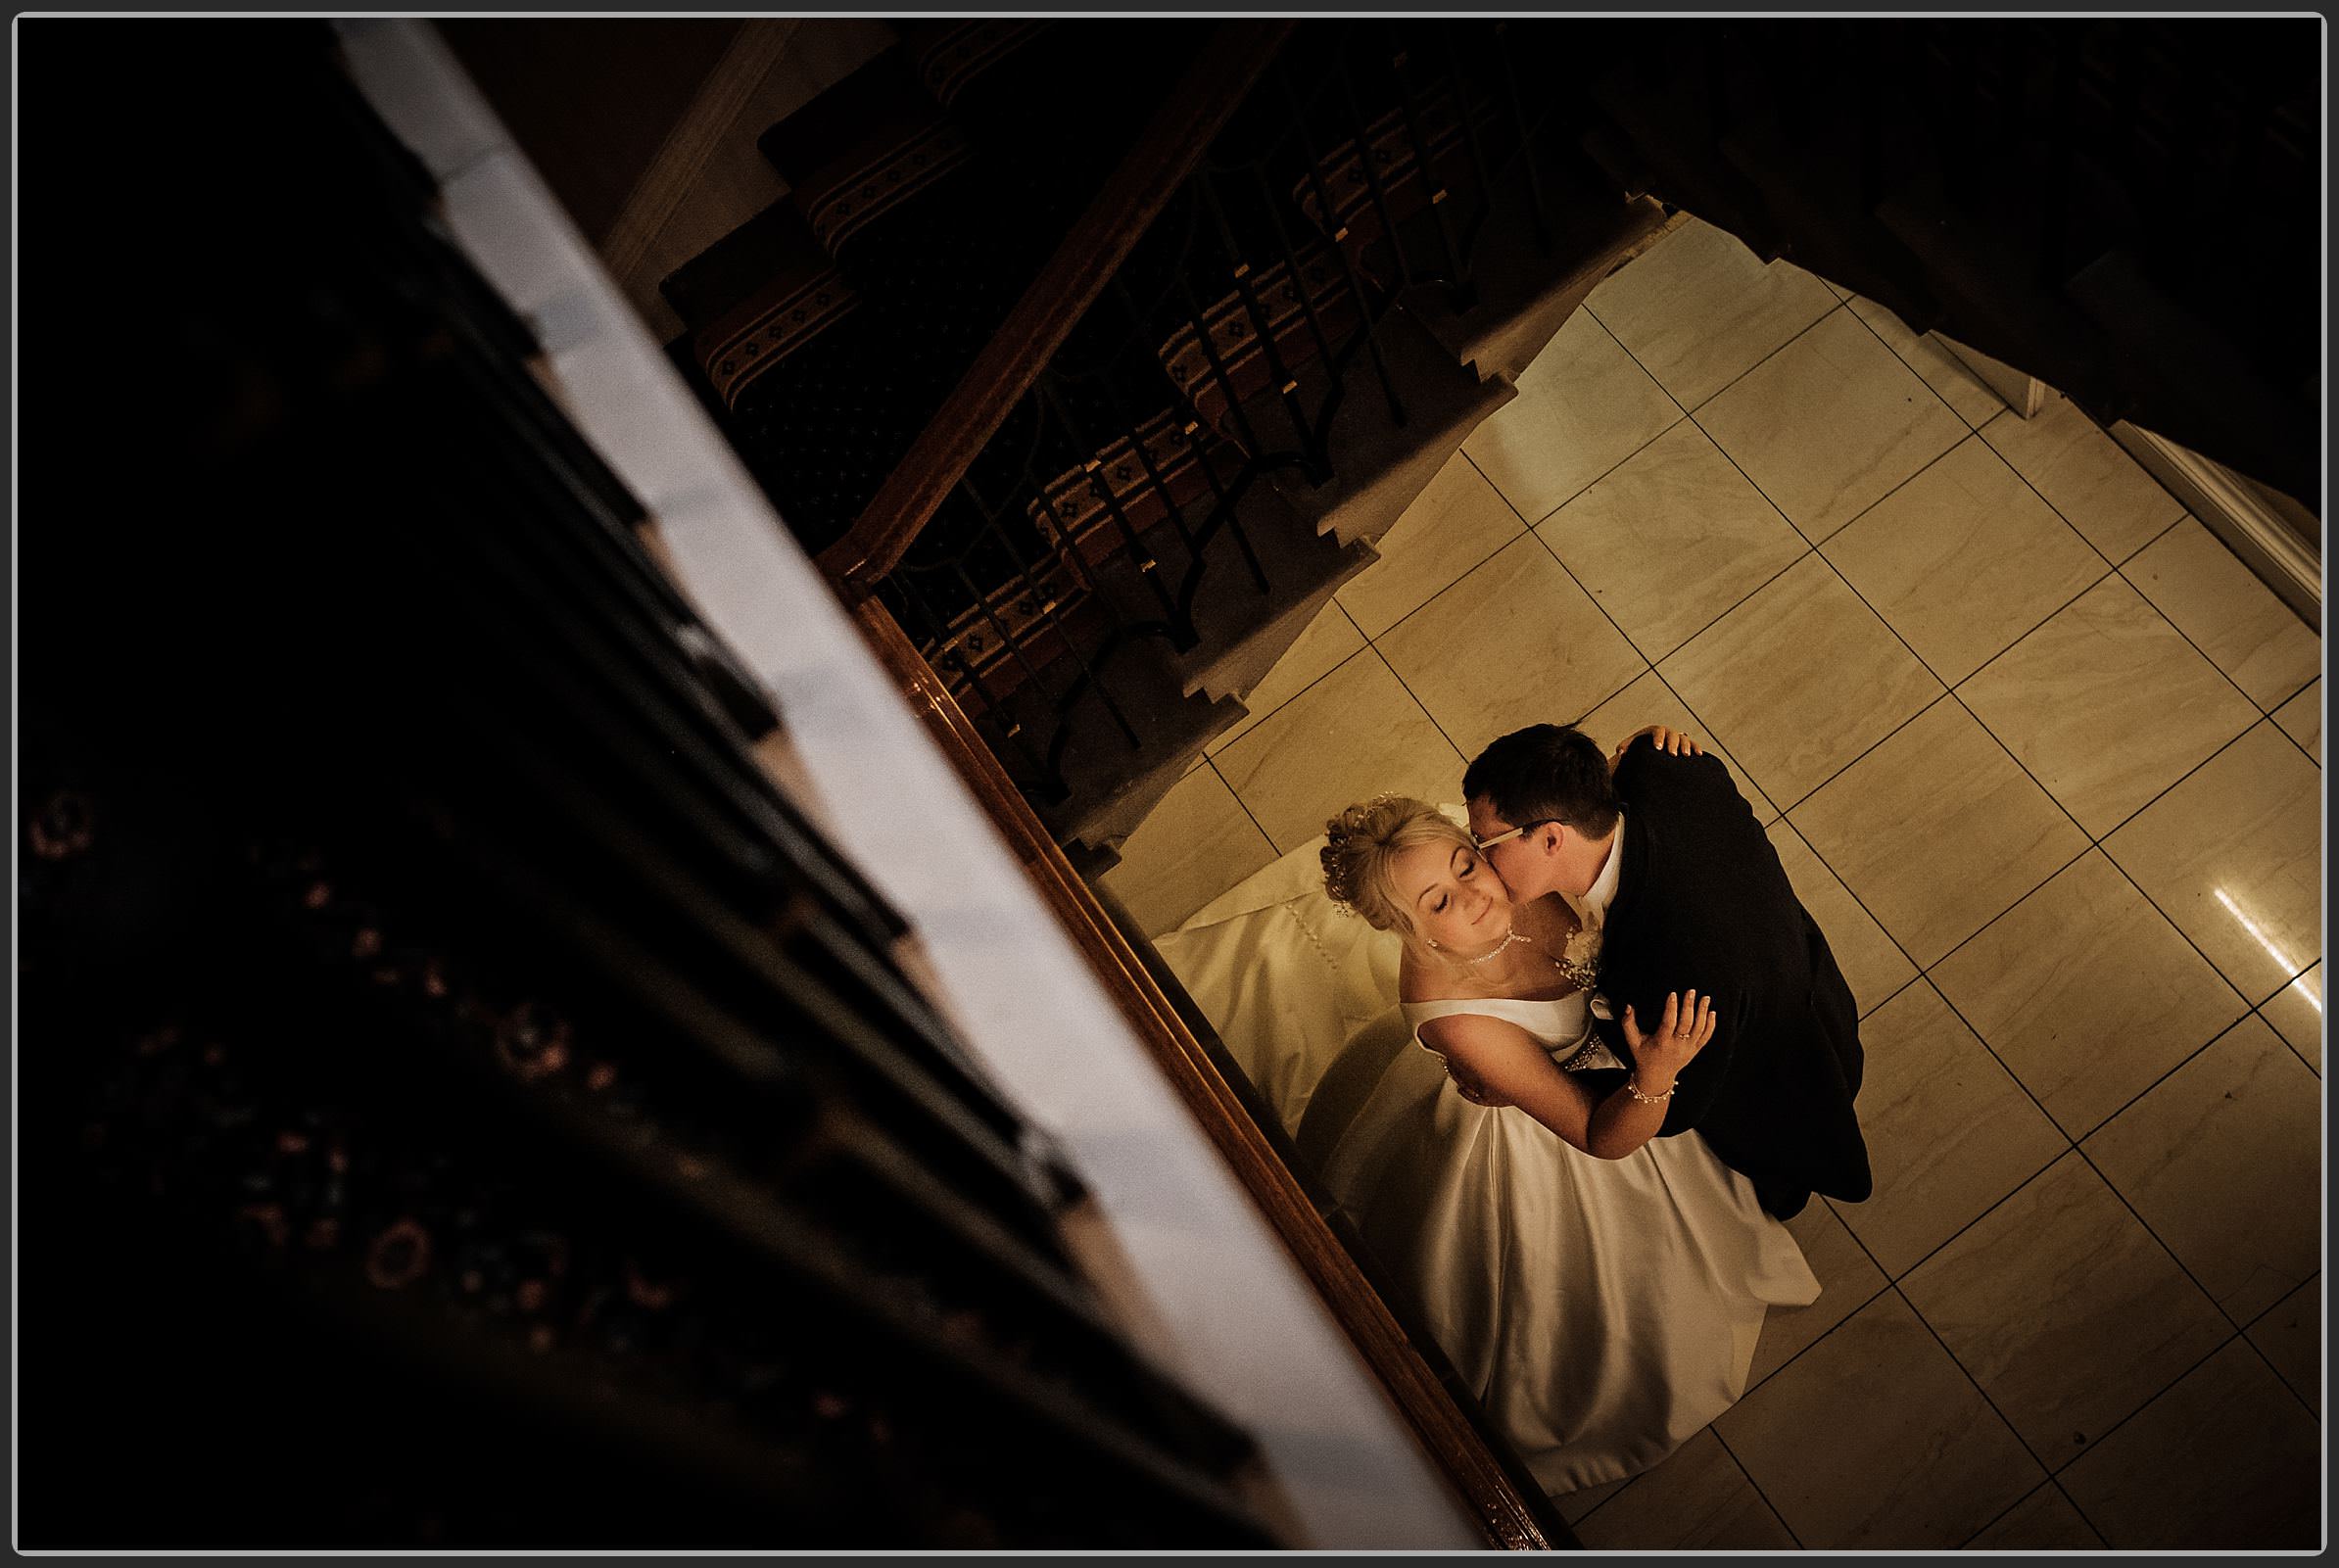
[1398,947,1465,1004]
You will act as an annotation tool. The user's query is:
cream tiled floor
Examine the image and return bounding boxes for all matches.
[1100,215,2324,1550]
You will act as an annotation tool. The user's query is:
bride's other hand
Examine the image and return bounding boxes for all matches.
[1621,989,1716,1091]
[1611,724,1704,770]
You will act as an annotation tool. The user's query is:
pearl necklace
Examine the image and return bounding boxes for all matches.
[1436,926,1530,969]
[1432,924,1602,988]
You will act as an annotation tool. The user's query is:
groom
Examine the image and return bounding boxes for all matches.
[1462,723,1871,1219]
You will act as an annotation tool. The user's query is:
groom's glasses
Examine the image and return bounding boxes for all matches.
[1471,819,1553,852]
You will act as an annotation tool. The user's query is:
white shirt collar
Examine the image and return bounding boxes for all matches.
[1569,812,1626,929]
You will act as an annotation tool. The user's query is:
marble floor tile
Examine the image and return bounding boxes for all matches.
[1462,309,1681,525]
[1333,452,1523,640]
[1965,1482,2106,1549]
[1930,851,2249,1138]
[2271,678,2319,762]
[1658,554,1942,809]
[1978,398,2186,563]
[1845,296,2006,429]
[1205,599,1364,757]
[1958,576,2260,838]
[1901,1152,2229,1466]
[1212,648,1466,853]
[1695,307,1968,543]
[2244,1278,2320,1413]
[2261,964,2322,1072]
[2124,517,2321,710]
[1537,420,1809,662]
[1578,669,1776,826]
[2059,1338,2319,1549]
[1372,535,1646,763]
[1828,981,2066,1279]
[1714,1290,2043,1548]
[1572,1429,1797,1549]
[2101,721,2320,1004]
[1582,214,1840,410]
[1792,698,2089,969]
[1096,763,1277,938]
[1745,1197,1888,1392]
[2082,1016,2320,1327]
[1762,819,1916,1017]
[1820,434,2109,684]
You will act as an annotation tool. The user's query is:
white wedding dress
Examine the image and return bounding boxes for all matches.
[1154,825,1820,1497]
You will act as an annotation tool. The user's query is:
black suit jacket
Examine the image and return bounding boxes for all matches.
[1584,736,1872,1218]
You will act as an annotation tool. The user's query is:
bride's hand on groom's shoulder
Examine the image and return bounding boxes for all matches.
[1611,725,1704,771]
[1621,989,1718,1090]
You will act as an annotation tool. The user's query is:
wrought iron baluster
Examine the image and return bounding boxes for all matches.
[1023,474,1163,744]
[892,572,1056,794]
[1117,278,1262,599]
[1436,24,1500,259]
[1169,269,1276,464]
[1278,58,1406,424]
[1038,373,1190,641]
[1386,24,1469,298]
[963,488,1141,741]
[949,558,1055,719]
[1195,170,1323,476]
[1243,166,1341,378]
[1330,46,1416,293]
[1076,310,1231,598]
[1491,24,1552,250]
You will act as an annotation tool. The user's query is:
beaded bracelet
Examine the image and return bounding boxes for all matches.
[1623,1075,1674,1106]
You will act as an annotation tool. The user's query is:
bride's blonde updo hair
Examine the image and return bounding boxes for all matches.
[1320,795,1478,937]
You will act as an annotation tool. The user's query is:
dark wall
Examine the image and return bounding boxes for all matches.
[439,20,743,244]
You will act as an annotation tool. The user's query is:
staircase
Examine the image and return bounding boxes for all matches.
[657,20,1672,860]
[655,19,2318,865]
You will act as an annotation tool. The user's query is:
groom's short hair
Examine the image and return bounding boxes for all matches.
[1463,724,1621,837]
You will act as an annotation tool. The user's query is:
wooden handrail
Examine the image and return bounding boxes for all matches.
[851,596,1560,1551]
[817,21,1297,599]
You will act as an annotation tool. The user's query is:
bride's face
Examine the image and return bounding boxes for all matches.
[1391,838,1512,952]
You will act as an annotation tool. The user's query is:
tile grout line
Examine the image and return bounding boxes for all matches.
[2066,1126,2292,1342]
[1644,665,1785,825]
[2109,553,2288,721]
[1972,406,2197,575]
[1201,751,1282,869]
[1600,287,1849,432]
[2233,1312,2321,1427]
[2030,1325,2251,1488]
[2044,1474,2114,1550]
[1885,1277,2064,1491]
[1838,293,2001,438]
[2075,720,2322,1005]
[1699,1425,1810,1551]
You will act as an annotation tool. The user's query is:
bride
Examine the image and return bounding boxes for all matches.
[1312,776,1820,1496]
